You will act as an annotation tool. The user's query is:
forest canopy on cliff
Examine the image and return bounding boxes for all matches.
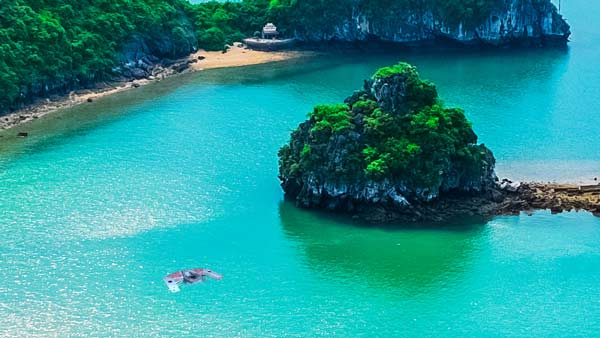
[0,0,199,110]
[278,62,495,198]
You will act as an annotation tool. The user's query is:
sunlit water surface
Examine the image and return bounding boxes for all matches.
[1,1,599,336]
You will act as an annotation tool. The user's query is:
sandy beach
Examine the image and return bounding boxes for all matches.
[189,44,303,71]
[0,44,309,131]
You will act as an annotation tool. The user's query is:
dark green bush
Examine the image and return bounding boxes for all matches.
[279,62,492,188]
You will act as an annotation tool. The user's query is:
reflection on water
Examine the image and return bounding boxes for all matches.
[279,201,486,295]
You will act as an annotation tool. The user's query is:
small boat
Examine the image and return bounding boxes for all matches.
[163,268,223,293]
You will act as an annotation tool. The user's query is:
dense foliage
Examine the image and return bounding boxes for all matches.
[0,0,280,111]
[279,62,494,190]
[187,0,272,50]
[0,0,200,109]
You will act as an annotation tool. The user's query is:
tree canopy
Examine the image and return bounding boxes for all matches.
[0,0,200,110]
[279,62,495,190]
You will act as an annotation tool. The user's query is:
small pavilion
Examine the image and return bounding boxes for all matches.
[244,22,294,51]
[262,23,279,39]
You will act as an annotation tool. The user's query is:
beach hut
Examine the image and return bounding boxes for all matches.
[262,23,279,39]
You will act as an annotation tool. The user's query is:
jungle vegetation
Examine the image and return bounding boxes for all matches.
[278,62,494,188]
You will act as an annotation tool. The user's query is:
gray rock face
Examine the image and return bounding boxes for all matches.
[279,65,498,218]
[293,0,569,46]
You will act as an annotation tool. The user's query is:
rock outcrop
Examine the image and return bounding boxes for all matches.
[291,0,570,47]
[358,181,600,223]
[496,181,600,217]
[278,62,599,223]
[278,62,497,220]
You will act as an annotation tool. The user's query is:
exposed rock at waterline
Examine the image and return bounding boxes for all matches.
[358,181,600,223]
[1,11,197,116]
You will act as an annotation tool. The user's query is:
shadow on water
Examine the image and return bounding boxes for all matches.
[278,201,487,296]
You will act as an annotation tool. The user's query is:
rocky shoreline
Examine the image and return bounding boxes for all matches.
[356,180,600,224]
[0,57,194,131]
[496,181,600,217]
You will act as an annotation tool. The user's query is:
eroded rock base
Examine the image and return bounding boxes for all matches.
[343,182,600,224]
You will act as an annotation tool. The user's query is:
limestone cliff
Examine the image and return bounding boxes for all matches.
[290,0,570,46]
[278,63,497,219]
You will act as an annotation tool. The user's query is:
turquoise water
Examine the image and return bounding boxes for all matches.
[1,1,600,336]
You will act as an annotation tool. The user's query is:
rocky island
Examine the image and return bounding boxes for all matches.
[278,63,600,222]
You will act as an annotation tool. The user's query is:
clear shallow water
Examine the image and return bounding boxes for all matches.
[1,1,600,336]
